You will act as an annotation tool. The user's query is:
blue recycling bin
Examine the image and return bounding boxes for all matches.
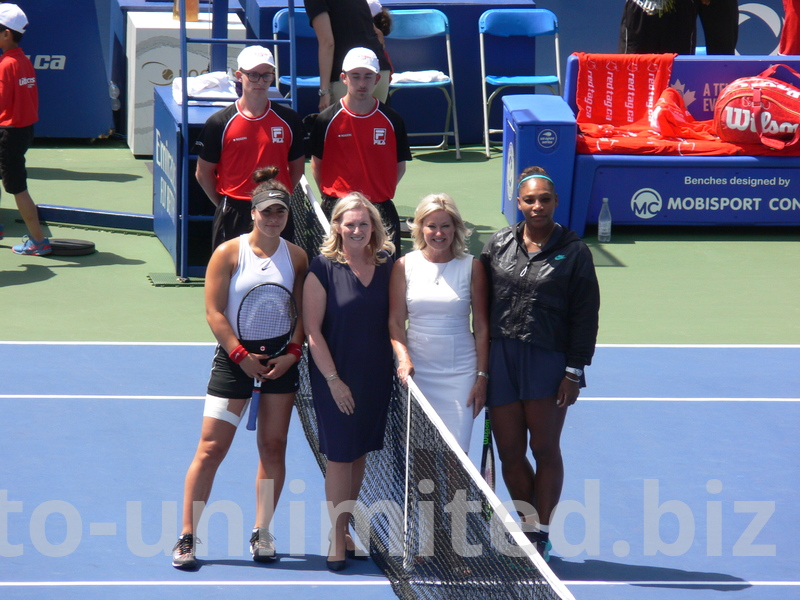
[501,95,576,227]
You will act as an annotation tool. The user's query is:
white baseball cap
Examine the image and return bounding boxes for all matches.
[341,47,379,74]
[367,0,383,17]
[0,3,27,33]
[237,45,275,71]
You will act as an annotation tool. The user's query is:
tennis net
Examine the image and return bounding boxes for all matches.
[288,180,574,600]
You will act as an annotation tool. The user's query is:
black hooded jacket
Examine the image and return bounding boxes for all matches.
[480,222,600,369]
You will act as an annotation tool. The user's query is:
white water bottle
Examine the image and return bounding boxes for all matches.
[598,197,612,242]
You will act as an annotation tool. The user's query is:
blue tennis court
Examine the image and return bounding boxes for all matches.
[1,342,797,599]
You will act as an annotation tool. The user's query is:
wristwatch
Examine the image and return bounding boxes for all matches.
[565,367,583,377]
[318,87,331,97]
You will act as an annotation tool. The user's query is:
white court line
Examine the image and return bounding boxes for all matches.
[1,342,799,348]
[595,344,800,349]
[564,580,800,587]
[0,341,215,346]
[0,580,391,587]
[2,579,797,588]
[2,395,797,402]
[0,395,203,400]
[581,397,800,402]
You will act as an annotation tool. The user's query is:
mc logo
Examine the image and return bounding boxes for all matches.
[631,188,662,219]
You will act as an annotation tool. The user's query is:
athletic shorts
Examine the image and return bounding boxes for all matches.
[206,345,300,398]
[486,338,584,406]
[0,125,34,195]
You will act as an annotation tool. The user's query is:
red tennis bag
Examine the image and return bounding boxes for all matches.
[714,64,800,150]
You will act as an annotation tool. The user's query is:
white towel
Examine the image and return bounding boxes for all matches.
[172,71,237,105]
[390,70,448,84]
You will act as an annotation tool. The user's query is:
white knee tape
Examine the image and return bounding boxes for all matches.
[202,394,249,427]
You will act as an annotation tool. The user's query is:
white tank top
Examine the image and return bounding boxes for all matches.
[225,234,295,338]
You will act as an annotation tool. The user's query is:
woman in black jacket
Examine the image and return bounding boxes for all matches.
[480,165,600,561]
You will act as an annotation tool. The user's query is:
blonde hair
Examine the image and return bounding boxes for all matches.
[409,193,470,258]
[320,192,394,264]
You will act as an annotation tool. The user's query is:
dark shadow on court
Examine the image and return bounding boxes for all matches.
[588,224,800,244]
[550,557,750,591]
[0,263,55,287]
[28,167,141,183]
[43,252,146,267]
[413,149,488,164]
[586,244,627,268]
[199,554,386,576]
[0,253,146,287]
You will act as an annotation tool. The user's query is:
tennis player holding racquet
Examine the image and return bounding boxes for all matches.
[172,167,307,570]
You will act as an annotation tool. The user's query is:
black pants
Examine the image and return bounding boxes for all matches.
[211,197,296,250]
[619,0,698,55]
[697,0,738,55]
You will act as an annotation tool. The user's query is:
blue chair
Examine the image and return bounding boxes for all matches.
[385,9,461,159]
[272,8,320,97]
[479,9,561,158]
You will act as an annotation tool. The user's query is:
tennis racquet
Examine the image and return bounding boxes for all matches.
[236,282,298,431]
[480,408,496,491]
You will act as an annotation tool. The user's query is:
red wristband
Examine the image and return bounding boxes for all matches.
[286,343,302,363]
[229,344,249,364]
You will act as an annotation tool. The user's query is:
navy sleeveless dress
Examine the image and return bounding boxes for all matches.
[308,252,394,462]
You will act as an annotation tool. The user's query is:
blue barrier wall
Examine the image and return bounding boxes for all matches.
[516,55,800,234]
[33,0,789,139]
[13,0,114,138]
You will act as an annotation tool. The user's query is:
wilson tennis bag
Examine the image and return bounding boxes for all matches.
[714,63,800,150]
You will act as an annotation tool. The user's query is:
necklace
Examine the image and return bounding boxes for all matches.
[422,250,453,285]
[523,223,556,249]
[432,261,451,285]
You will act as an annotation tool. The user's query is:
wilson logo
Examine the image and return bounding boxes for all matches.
[723,107,799,136]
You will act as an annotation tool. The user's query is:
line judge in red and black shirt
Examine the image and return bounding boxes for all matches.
[194,46,306,249]
[310,47,411,259]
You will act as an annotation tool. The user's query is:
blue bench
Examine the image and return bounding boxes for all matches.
[509,55,800,236]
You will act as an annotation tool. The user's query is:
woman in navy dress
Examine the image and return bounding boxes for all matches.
[303,192,395,571]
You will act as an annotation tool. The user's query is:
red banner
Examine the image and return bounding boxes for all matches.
[574,53,675,127]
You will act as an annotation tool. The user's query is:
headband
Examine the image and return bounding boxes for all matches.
[518,174,554,190]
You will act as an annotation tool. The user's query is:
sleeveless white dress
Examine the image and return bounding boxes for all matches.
[405,250,477,451]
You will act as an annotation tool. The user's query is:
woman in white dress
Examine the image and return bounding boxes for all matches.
[389,193,489,451]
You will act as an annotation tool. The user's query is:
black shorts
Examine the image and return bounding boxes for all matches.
[206,345,300,398]
[487,338,584,406]
[211,196,295,250]
[0,125,34,195]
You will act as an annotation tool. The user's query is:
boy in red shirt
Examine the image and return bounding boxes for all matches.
[0,4,49,256]
[310,47,411,257]
[194,46,305,249]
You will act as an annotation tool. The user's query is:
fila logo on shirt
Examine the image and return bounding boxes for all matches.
[373,128,387,145]
[271,127,285,143]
